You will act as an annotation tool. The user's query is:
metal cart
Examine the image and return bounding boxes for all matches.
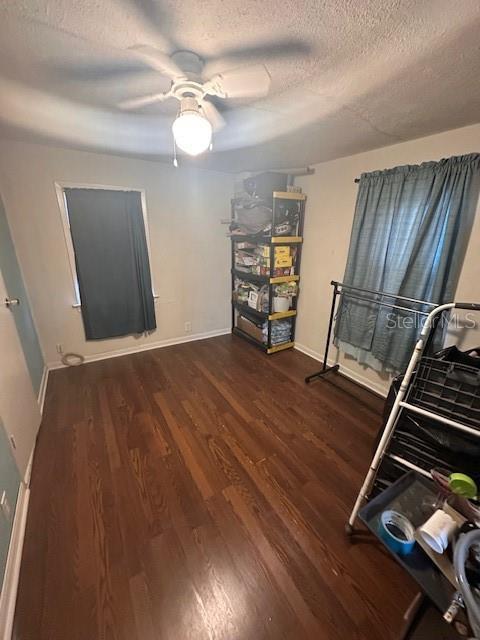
[347,301,480,534]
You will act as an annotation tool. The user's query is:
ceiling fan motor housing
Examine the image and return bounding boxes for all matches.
[179,96,201,116]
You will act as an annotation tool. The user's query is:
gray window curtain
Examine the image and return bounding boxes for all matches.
[65,188,156,340]
[334,153,480,372]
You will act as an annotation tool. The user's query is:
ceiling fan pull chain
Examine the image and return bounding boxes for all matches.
[173,138,178,167]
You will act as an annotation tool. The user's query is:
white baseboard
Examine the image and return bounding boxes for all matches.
[294,342,388,397]
[0,483,30,640]
[37,366,49,414]
[23,447,35,488]
[47,328,231,370]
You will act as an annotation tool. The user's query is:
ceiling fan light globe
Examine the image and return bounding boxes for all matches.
[172,111,213,156]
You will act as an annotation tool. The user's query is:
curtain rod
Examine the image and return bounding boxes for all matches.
[241,167,315,177]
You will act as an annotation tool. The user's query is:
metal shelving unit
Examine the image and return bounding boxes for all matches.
[230,191,306,354]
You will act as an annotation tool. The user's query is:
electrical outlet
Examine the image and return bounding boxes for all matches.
[1,491,11,521]
[56,343,63,354]
[184,321,192,333]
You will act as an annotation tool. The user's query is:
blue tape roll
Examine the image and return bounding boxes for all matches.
[379,510,415,556]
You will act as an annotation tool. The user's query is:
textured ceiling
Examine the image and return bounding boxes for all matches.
[0,0,479,172]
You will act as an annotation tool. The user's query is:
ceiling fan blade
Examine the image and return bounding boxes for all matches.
[206,64,271,99]
[118,91,171,110]
[210,38,312,63]
[200,100,226,131]
[129,45,185,80]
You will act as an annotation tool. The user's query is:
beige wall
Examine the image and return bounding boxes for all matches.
[1,126,479,384]
[296,123,480,396]
[0,139,233,366]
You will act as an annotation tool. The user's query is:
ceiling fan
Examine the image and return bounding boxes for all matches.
[118,45,271,159]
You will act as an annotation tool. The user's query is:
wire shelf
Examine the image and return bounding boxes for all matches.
[409,356,480,430]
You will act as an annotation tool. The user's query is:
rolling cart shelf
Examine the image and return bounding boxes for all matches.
[230,188,306,354]
[347,300,480,532]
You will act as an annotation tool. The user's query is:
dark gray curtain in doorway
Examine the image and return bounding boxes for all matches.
[65,188,156,340]
[334,153,480,372]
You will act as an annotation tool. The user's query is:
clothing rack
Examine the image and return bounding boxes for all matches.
[304,280,438,384]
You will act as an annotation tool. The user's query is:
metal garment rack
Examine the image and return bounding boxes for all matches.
[305,280,438,384]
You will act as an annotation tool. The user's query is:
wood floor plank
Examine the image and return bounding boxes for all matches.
[144,529,212,640]
[221,433,378,635]
[223,485,323,639]
[129,572,156,640]
[205,493,297,640]
[14,335,416,639]
[155,391,216,501]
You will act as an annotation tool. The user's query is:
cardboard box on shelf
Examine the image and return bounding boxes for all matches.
[275,256,293,268]
[273,267,294,277]
[237,315,265,343]
[259,245,290,258]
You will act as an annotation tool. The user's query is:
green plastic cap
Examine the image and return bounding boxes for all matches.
[449,473,477,499]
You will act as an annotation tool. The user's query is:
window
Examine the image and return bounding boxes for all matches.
[57,184,157,340]
[334,153,480,372]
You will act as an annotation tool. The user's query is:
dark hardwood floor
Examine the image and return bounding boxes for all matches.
[14,335,416,639]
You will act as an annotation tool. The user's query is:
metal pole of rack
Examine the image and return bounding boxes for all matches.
[305,282,340,383]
